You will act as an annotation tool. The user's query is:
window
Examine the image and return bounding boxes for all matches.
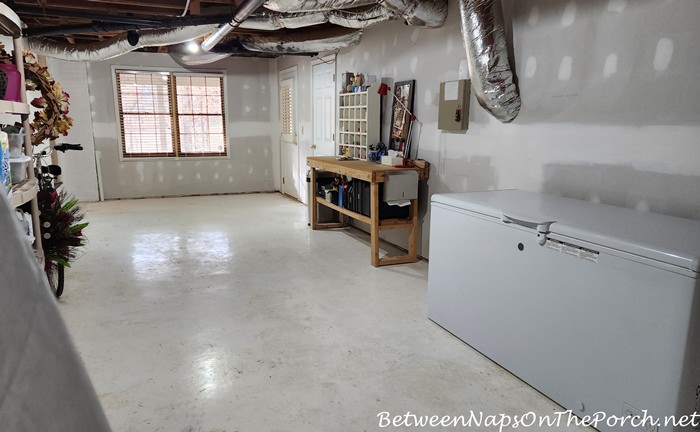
[115,70,227,158]
[279,77,294,144]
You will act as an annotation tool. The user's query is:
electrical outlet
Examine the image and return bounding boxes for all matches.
[623,403,659,432]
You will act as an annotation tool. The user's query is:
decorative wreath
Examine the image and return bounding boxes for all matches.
[0,44,73,145]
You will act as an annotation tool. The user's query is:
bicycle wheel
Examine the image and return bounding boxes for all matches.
[46,264,65,298]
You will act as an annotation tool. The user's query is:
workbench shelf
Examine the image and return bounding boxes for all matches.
[307,156,427,267]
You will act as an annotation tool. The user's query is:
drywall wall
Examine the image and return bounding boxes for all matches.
[0,37,98,202]
[282,0,700,258]
[45,58,100,202]
[86,52,279,199]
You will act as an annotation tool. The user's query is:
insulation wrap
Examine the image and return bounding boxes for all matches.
[459,0,521,122]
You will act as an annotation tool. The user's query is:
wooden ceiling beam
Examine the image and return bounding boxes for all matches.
[190,0,202,15]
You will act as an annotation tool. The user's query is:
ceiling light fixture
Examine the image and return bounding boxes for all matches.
[186,41,200,54]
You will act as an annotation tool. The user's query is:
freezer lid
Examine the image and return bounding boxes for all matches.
[432,190,700,274]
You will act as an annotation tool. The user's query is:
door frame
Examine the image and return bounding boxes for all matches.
[278,65,298,198]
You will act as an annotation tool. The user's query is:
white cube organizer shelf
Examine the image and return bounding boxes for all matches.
[337,86,379,160]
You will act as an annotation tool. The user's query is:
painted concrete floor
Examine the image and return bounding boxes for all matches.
[59,193,593,432]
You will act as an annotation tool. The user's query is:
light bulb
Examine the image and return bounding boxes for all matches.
[186,41,201,54]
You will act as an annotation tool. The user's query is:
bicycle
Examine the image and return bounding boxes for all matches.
[32,143,85,298]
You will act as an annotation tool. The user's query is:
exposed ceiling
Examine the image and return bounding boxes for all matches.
[6,0,448,60]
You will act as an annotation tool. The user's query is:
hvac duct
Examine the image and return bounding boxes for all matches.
[264,0,446,28]
[240,29,362,53]
[459,0,520,122]
[238,7,394,30]
[382,0,447,28]
[28,25,217,62]
[169,51,233,66]
[263,0,376,13]
[201,0,267,51]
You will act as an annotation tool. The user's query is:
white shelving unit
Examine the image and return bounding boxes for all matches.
[337,86,380,160]
[1,3,43,257]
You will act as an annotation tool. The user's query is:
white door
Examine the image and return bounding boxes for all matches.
[312,59,336,156]
[279,68,299,199]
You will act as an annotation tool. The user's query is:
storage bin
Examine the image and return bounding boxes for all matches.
[9,154,30,183]
[0,63,21,102]
[7,133,23,158]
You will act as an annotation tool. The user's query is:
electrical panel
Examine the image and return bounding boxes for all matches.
[438,80,470,132]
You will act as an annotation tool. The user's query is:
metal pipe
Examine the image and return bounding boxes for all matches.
[201,0,267,51]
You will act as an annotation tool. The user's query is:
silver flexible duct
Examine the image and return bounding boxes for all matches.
[240,11,327,30]
[382,0,447,28]
[263,0,376,12]
[28,25,217,61]
[265,0,444,28]
[241,30,363,53]
[170,51,232,66]
[201,0,267,51]
[459,0,520,122]
[239,7,394,30]
[328,7,395,28]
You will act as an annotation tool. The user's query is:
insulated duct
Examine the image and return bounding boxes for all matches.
[170,51,233,66]
[264,0,445,28]
[200,0,267,51]
[28,25,217,61]
[240,29,363,53]
[263,0,376,13]
[238,7,394,30]
[382,0,447,28]
[459,0,521,122]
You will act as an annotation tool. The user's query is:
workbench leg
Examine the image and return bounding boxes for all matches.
[309,167,317,230]
[408,198,418,262]
[370,181,380,267]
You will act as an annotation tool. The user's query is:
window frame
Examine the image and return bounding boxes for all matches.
[112,66,230,161]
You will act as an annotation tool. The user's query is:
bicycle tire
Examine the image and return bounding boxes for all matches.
[55,264,64,298]
[46,264,65,298]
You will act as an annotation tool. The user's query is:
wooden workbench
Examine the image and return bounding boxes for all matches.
[307,156,428,267]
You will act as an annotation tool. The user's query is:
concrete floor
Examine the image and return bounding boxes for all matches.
[59,193,592,432]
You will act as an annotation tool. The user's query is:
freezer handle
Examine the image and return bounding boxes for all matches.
[501,213,555,246]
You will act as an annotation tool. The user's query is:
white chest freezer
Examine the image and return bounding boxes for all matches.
[427,190,700,432]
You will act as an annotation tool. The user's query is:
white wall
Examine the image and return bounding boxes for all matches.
[46,58,100,202]
[84,52,279,200]
[282,0,700,258]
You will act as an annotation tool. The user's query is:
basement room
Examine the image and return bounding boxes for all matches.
[1,0,699,431]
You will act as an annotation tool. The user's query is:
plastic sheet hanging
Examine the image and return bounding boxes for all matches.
[459,0,521,123]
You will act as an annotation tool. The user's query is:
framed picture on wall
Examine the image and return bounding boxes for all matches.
[390,80,415,149]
